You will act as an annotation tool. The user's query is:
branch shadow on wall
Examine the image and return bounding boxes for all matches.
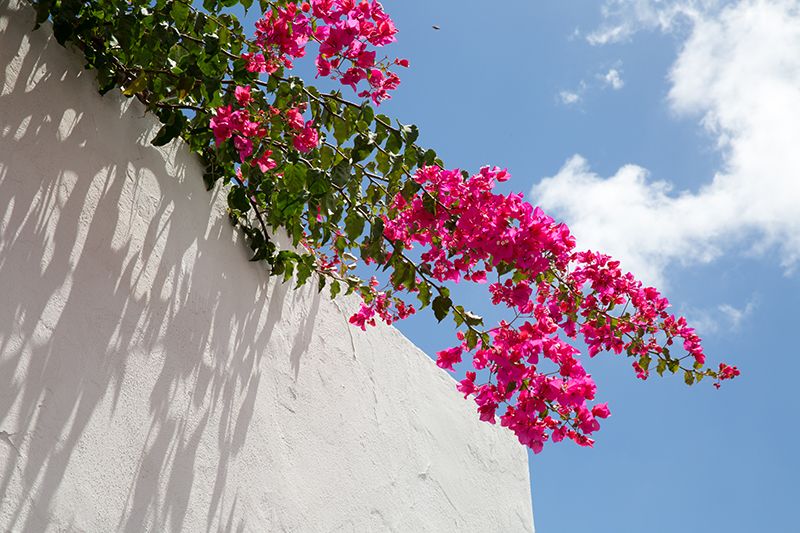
[0,6,319,531]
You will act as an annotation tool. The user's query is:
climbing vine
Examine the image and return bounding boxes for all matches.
[31,0,739,453]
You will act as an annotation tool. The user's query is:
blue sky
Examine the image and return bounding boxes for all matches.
[237,1,799,530]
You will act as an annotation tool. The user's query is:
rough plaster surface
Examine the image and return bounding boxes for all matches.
[0,3,534,532]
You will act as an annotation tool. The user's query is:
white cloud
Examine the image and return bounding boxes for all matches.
[559,80,589,106]
[680,297,757,335]
[534,156,718,285]
[680,306,720,335]
[534,0,800,286]
[559,90,582,105]
[559,69,624,107]
[718,298,757,328]
[587,0,722,44]
[601,68,625,89]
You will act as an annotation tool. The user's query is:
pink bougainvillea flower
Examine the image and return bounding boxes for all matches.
[233,135,253,161]
[242,52,267,73]
[285,108,305,131]
[292,121,320,152]
[234,85,251,106]
[252,150,277,172]
[436,346,463,371]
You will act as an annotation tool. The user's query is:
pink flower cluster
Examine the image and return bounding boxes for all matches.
[349,278,417,329]
[210,85,320,169]
[349,165,740,453]
[206,0,740,454]
[244,0,406,104]
[715,363,740,389]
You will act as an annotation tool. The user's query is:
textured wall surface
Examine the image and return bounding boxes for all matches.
[0,3,534,531]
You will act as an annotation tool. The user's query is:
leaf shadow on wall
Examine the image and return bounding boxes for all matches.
[0,5,320,532]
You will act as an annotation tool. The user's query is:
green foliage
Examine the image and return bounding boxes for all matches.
[31,0,477,334]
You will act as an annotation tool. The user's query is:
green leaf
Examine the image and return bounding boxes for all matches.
[402,123,419,145]
[452,306,464,327]
[417,282,431,308]
[391,259,416,290]
[385,131,402,155]
[463,311,483,327]
[122,73,148,96]
[332,160,352,187]
[351,134,373,162]
[151,112,185,146]
[432,295,452,322]
[175,76,195,100]
[250,239,274,262]
[465,328,478,350]
[319,145,335,169]
[422,192,437,216]
[344,210,365,241]
[170,1,189,27]
[684,370,695,385]
[330,280,341,300]
[204,32,220,55]
[421,148,437,166]
[227,185,250,214]
[359,103,374,126]
[362,218,385,262]
[333,117,351,145]
[296,257,313,287]
[375,150,391,174]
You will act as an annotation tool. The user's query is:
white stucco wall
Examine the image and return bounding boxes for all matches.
[0,3,534,532]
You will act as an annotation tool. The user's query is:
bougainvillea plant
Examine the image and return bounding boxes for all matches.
[33,0,739,453]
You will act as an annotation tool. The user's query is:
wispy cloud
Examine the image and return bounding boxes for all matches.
[559,67,624,108]
[600,68,625,89]
[587,0,721,45]
[558,90,582,105]
[535,1,800,286]
[681,297,758,336]
[718,299,757,329]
